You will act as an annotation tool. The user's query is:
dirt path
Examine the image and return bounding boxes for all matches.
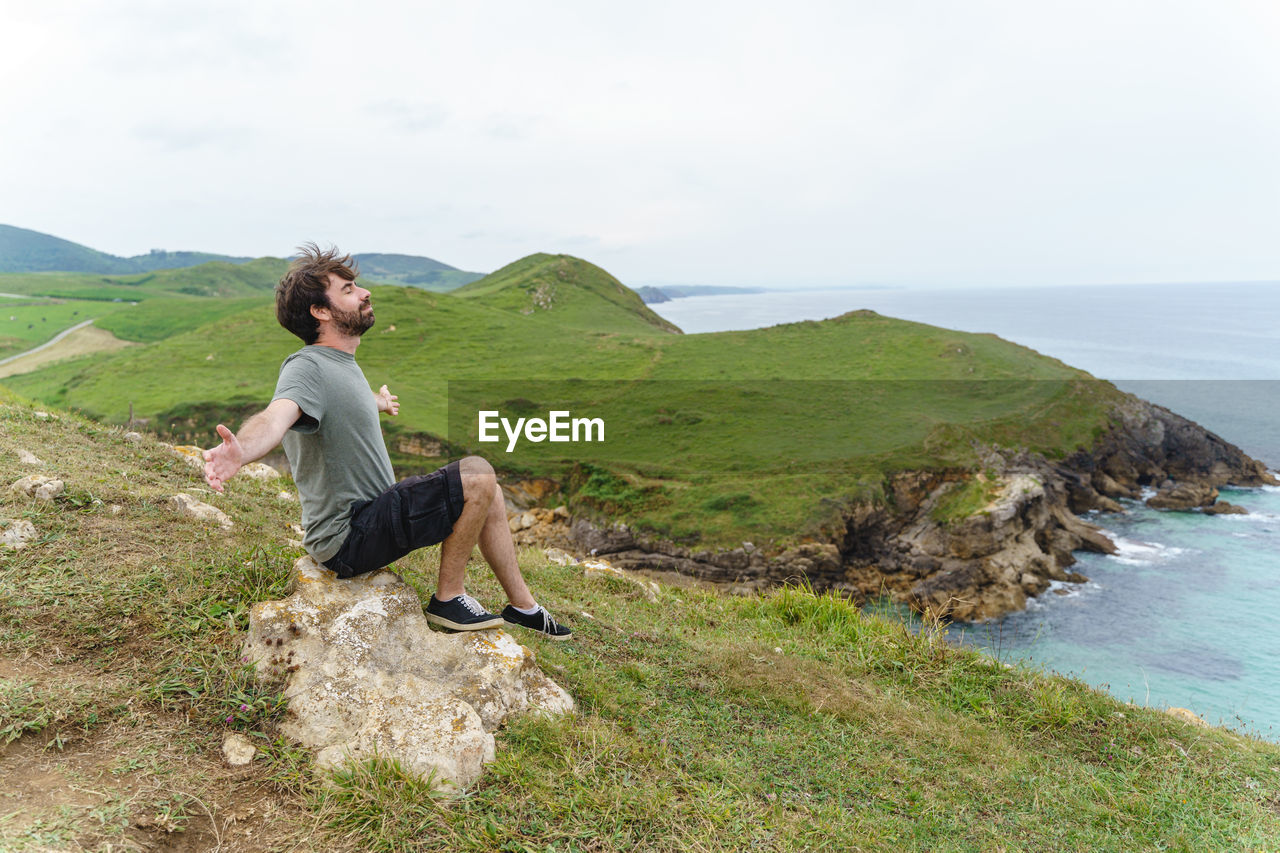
[0,322,135,378]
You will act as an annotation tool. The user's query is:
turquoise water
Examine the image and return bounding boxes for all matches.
[950,486,1280,738]
[653,282,1280,738]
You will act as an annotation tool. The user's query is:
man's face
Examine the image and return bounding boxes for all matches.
[322,273,374,337]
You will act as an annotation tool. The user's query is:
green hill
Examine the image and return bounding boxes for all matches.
[456,253,682,333]
[354,252,485,291]
[0,225,485,295]
[1,253,1121,545]
[0,224,254,273]
[1,395,1277,850]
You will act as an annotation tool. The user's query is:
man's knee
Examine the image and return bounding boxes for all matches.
[459,456,497,502]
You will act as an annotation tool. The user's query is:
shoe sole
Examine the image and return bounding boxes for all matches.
[424,612,504,632]
[503,618,572,641]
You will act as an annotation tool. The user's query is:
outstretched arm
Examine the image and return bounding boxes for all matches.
[374,384,399,416]
[203,398,302,492]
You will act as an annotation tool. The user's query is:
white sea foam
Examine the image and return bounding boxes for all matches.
[1108,536,1188,566]
[1027,579,1097,610]
[1215,510,1280,524]
[1046,580,1083,598]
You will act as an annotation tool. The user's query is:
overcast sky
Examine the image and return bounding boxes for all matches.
[2,0,1277,288]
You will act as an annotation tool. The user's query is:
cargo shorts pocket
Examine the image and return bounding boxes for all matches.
[395,482,457,551]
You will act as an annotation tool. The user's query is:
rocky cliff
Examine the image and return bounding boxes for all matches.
[567,397,1276,622]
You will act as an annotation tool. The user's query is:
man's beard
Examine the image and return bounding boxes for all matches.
[330,302,375,337]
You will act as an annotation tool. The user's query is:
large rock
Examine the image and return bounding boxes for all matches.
[1202,501,1249,515]
[1147,482,1218,510]
[243,557,573,790]
[1091,398,1276,493]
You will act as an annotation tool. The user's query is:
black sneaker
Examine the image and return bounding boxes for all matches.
[425,594,504,631]
[501,605,572,641]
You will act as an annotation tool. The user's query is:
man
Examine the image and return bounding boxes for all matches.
[203,243,570,639]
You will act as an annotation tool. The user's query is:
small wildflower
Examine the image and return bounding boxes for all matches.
[240,704,249,711]
[226,715,233,723]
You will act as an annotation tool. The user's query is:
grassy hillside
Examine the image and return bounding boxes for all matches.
[0,298,130,360]
[0,224,253,274]
[0,258,285,302]
[2,253,1124,545]
[0,260,283,363]
[1,394,1278,851]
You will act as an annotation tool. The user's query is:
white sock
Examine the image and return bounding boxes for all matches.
[512,602,541,615]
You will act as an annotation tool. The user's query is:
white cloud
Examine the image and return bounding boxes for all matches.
[1,0,1276,285]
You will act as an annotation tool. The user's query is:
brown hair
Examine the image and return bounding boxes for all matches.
[275,243,360,343]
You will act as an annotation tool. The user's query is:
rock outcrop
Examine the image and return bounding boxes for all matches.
[567,397,1274,622]
[507,505,572,548]
[243,557,573,790]
[1075,397,1274,505]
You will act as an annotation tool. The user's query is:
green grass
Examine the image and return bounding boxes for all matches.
[931,474,1001,525]
[94,294,271,343]
[0,299,132,358]
[2,392,1278,851]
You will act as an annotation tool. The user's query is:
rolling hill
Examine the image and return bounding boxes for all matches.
[0,224,485,291]
[0,224,254,274]
[0,253,1121,548]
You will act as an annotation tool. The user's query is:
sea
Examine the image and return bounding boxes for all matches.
[652,281,1280,739]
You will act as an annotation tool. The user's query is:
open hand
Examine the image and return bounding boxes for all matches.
[203,424,243,492]
[376,384,399,416]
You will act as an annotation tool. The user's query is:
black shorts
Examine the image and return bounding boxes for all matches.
[323,460,464,578]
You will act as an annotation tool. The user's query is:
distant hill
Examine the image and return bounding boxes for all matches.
[456,253,682,334]
[0,224,254,274]
[353,253,485,291]
[634,286,671,304]
[0,226,482,289]
[638,284,765,303]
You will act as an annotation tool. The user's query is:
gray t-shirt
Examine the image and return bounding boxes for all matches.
[272,346,395,561]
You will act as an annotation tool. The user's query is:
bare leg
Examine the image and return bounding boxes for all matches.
[436,456,536,609]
